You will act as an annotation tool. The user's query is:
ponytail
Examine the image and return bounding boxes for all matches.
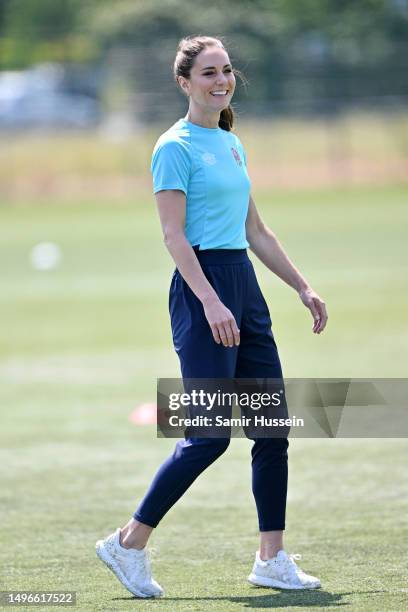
[219,105,234,132]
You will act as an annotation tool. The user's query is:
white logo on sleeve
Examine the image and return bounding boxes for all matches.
[202,152,217,165]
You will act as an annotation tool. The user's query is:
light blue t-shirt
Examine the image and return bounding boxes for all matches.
[151,118,251,250]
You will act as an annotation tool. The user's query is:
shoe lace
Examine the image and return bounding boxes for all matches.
[280,553,304,581]
[128,549,152,583]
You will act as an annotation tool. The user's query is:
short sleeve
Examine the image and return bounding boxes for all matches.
[151,139,191,195]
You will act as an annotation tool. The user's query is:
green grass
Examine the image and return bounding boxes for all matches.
[1,184,408,610]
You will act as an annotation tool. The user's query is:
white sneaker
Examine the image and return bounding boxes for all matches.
[248,550,321,590]
[95,528,163,598]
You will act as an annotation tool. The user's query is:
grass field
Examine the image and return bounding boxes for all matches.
[1,183,408,610]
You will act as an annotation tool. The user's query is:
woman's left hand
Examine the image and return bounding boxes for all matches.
[298,287,328,334]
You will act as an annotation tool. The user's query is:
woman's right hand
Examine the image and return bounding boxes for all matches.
[202,296,240,347]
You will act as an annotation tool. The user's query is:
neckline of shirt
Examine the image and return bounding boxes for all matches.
[180,117,222,134]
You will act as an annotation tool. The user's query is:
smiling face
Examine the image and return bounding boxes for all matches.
[178,45,236,114]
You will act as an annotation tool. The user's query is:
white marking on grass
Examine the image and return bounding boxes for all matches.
[0,350,173,384]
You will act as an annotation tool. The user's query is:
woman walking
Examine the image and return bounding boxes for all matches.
[96,35,327,598]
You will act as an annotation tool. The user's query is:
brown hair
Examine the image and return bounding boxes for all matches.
[173,35,246,132]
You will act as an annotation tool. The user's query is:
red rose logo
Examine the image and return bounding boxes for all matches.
[231,147,242,166]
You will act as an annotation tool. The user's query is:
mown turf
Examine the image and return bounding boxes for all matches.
[1,184,407,610]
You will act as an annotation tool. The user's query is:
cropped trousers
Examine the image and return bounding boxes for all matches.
[134,248,289,531]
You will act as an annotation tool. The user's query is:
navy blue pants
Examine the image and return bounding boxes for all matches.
[134,248,289,531]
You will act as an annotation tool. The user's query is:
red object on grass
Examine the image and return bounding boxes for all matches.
[129,403,157,425]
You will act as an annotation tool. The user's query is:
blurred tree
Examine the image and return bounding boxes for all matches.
[82,0,408,116]
[0,0,407,116]
[0,0,98,67]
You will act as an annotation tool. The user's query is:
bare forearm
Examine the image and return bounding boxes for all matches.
[248,224,310,293]
[164,232,218,305]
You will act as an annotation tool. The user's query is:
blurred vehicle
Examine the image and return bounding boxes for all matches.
[0,63,101,130]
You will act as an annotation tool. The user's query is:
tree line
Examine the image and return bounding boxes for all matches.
[1,0,407,117]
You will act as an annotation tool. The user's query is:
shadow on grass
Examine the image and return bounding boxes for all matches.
[112,589,385,607]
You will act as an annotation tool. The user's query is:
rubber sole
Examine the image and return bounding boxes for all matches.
[95,540,162,598]
[248,572,321,590]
